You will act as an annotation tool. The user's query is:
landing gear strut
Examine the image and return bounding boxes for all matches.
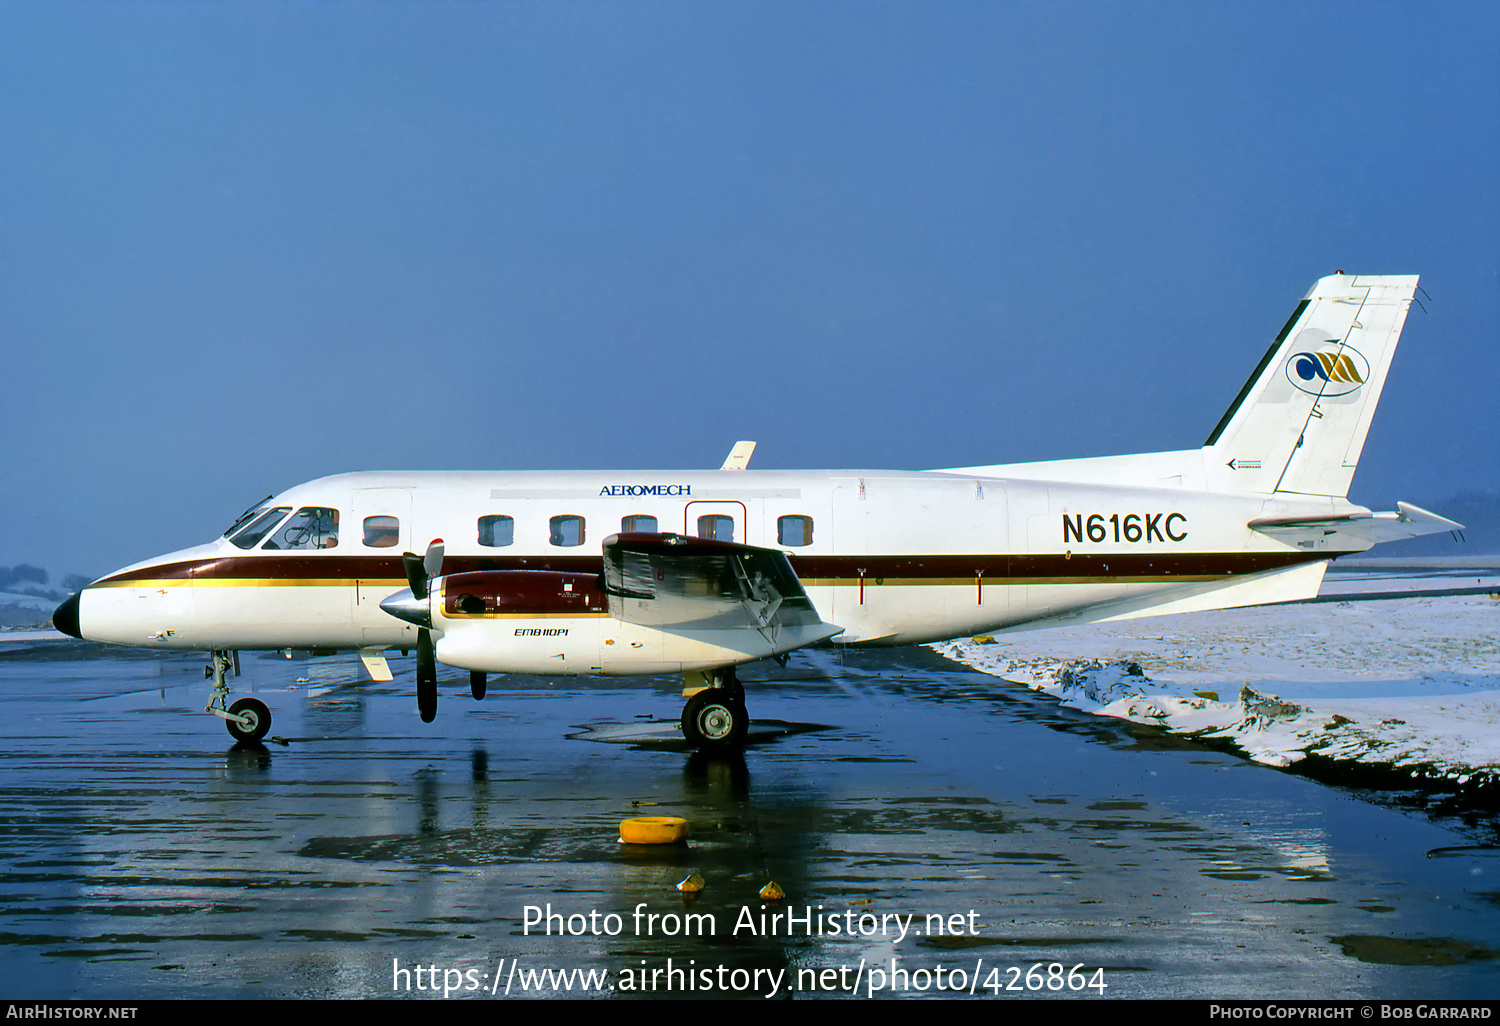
[680,668,748,752]
[205,650,272,742]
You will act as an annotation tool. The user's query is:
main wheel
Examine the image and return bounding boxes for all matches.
[226,697,271,743]
[680,690,748,752]
[470,670,487,701]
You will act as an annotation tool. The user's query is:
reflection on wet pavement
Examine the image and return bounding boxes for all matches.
[0,641,1496,998]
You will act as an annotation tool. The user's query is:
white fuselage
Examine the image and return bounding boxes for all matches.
[72,462,1354,666]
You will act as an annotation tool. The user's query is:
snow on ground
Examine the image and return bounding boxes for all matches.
[933,591,1500,785]
[0,591,59,613]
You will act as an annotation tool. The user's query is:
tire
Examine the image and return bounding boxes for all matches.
[619,816,690,845]
[226,697,271,743]
[680,690,748,752]
[470,670,487,701]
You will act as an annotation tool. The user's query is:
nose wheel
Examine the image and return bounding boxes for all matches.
[226,697,271,742]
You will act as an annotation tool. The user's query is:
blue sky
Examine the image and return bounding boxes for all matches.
[3,1,1497,579]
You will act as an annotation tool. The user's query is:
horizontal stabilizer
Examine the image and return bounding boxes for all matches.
[1250,502,1463,549]
[601,533,836,638]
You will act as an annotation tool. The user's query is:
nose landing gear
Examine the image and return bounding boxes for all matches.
[205,650,277,744]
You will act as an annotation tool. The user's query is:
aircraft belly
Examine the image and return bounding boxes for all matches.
[1023,580,1138,620]
[840,579,1224,646]
[836,583,1005,645]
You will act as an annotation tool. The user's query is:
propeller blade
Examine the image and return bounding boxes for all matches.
[416,628,437,723]
[402,551,429,601]
[423,538,445,581]
[401,539,445,605]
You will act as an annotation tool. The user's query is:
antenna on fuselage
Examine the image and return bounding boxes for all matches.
[720,441,756,471]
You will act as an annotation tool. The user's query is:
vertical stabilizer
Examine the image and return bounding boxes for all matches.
[1203,273,1418,497]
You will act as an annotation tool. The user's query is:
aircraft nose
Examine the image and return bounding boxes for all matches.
[53,592,83,639]
[379,588,431,629]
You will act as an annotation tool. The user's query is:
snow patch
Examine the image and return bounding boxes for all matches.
[933,593,1500,784]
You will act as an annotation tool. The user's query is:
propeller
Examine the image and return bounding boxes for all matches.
[398,539,443,722]
[383,539,487,713]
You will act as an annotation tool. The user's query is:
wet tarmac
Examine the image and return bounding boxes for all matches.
[1,639,1498,1000]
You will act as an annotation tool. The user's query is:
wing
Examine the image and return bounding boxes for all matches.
[601,532,839,641]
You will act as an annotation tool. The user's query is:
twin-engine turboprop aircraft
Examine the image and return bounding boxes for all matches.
[53,273,1460,750]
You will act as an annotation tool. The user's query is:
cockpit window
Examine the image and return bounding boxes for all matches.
[222,495,274,538]
[228,507,292,549]
[262,507,340,550]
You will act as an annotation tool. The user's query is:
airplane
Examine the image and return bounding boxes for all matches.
[52,272,1461,751]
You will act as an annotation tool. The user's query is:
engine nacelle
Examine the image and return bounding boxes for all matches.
[403,569,835,675]
[380,533,845,676]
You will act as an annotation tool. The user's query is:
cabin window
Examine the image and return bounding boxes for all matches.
[262,507,339,550]
[696,514,734,542]
[363,515,400,548]
[228,507,291,550]
[621,514,658,533]
[549,515,585,547]
[478,515,514,547]
[778,515,814,547]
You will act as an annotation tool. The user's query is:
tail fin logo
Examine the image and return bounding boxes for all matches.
[1285,345,1368,397]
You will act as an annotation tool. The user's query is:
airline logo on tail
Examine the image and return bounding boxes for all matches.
[1285,344,1368,397]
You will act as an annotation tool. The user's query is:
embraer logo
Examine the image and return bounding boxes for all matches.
[1286,346,1368,397]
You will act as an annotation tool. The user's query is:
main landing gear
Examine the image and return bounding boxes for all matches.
[680,668,749,752]
[205,650,271,743]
